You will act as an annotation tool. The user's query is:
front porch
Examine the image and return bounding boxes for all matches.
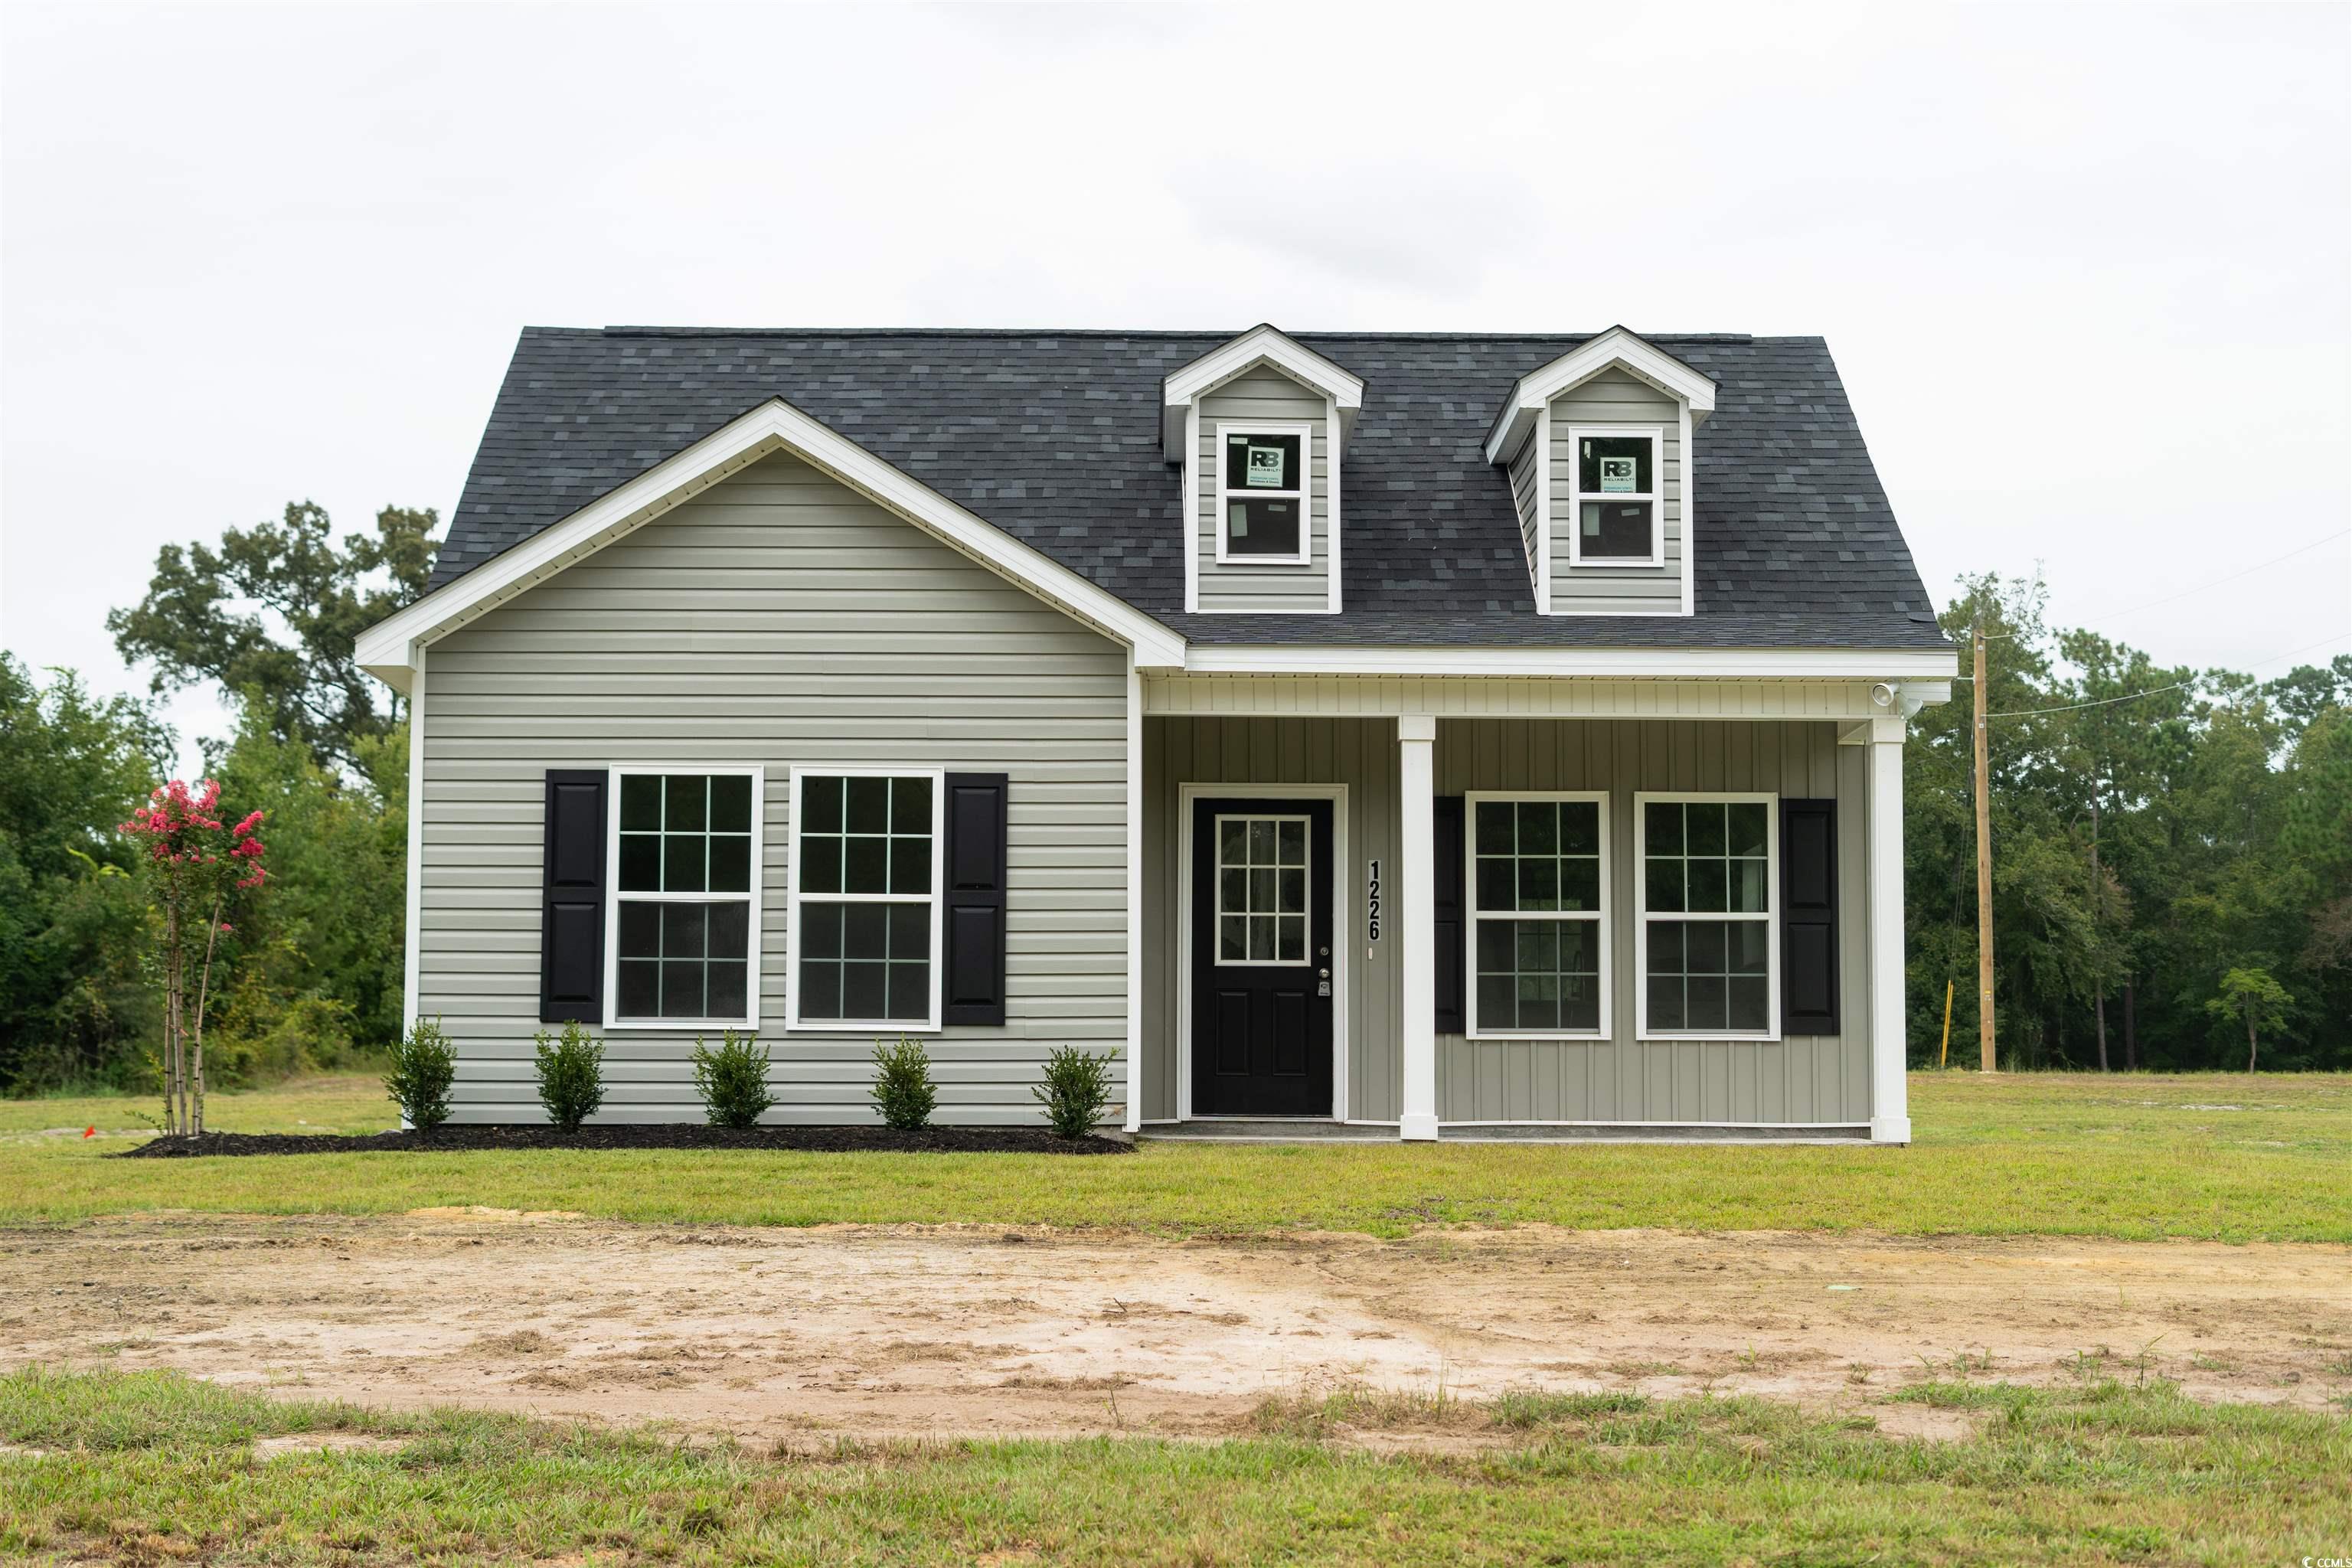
[1128,674,1935,1144]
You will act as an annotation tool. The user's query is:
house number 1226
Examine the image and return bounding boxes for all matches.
[1366,859,1382,942]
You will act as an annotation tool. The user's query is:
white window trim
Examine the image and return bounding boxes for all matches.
[1633,790,1780,1043]
[1212,420,1315,567]
[783,765,947,1034]
[1565,424,1667,569]
[1464,791,1611,1041]
[603,764,765,1034]
[1210,812,1315,968]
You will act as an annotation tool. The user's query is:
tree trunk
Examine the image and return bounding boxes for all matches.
[2124,981,2138,1070]
[164,902,184,1137]
[190,894,223,1138]
[2095,987,2108,1072]
[2246,1010,2258,1075]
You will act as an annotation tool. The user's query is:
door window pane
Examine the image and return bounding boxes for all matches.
[1214,815,1311,964]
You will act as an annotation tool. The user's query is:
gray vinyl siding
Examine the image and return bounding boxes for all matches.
[1141,716,1873,1127]
[1547,368,1684,615]
[1141,717,1401,1122]
[416,449,1130,1125]
[1507,432,1541,577]
[1433,720,1870,1125]
[1195,367,1333,614]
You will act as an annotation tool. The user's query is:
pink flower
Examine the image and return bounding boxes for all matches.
[232,810,263,838]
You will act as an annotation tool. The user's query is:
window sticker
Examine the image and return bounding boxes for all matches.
[1245,443,1287,488]
[1599,454,1639,493]
[1228,503,1250,537]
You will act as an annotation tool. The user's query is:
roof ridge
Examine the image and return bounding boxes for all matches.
[565,325,1766,344]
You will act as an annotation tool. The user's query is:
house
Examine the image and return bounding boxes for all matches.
[354,324,1955,1143]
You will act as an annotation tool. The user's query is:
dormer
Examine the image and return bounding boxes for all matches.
[1485,327,1716,617]
[1165,325,1364,615]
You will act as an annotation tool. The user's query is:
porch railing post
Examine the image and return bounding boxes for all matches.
[1867,716,1912,1144]
[1397,715,1439,1142]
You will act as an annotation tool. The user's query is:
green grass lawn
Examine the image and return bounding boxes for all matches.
[5,1071,2348,1241]
[3,1365,2344,1566]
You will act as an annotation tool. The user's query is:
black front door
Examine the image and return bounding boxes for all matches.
[1191,797,1334,1116]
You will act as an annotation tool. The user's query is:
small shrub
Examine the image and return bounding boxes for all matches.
[691,1031,775,1129]
[870,1037,936,1131]
[533,1021,604,1132]
[1034,1044,1114,1139]
[384,1016,458,1130]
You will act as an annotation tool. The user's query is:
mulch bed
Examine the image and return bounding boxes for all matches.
[115,1125,1133,1158]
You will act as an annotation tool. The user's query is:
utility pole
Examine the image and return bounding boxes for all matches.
[2090,794,2107,1072]
[1975,623,1997,1072]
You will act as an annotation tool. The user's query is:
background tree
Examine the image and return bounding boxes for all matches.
[1903,572,2348,1072]
[0,655,173,1089]
[107,501,436,774]
[2204,968,2291,1073]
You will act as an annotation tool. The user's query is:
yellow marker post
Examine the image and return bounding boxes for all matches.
[1939,978,1955,1070]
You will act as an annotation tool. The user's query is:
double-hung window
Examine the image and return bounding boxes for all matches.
[1466,792,1609,1037]
[1636,793,1777,1038]
[1568,426,1664,565]
[1215,422,1312,564]
[787,769,944,1031]
[609,769,761,1027]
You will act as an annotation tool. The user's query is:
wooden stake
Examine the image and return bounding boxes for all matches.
[1939,977,1955,1070]
[1975,623,1997,1073]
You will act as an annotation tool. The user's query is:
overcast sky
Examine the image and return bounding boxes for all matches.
[4,1,2347,764]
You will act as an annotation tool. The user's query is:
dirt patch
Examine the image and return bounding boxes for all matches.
[4,1216,2346,1449]
[114,1125,1132,1158]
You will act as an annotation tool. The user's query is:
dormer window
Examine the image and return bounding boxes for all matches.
[1571,428,1663,564]
[1216,423,1311,563]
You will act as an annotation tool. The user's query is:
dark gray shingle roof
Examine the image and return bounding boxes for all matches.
[430,327,1945,649]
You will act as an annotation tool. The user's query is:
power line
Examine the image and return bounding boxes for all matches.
[1955,528,2350,644]
[2066,529,2351,632]
[1984,632,2351,719]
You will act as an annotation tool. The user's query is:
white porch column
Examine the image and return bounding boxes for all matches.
[1867,716,1912,1145]
[1397,715,1440,1142]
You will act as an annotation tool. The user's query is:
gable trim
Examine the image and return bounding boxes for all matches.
[1161,325,1365,461]
[356,398,1188,685]
[1483,326,1717,467]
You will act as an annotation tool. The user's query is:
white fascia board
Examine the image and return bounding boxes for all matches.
[355,398,1188,679]
[1161,325,1364,461]
[1481,327,1718,466]
[1182,645,1962,679]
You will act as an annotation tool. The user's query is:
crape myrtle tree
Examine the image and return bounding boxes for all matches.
[118,779,268,1135]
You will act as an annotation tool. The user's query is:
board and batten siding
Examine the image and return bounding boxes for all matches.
[1194,366,1334,614]
[1142,716,1873,1128]
[417,449,1131,1125]
[1433,719,1871,1125]
[1547,368,1685,615]
[1141,717,1402,1123]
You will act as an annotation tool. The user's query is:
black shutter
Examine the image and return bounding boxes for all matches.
[942,773,1009,1026]
[540,769,608,1024]
[1781,798,1840,1035]
[1432,794,1467,1034]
